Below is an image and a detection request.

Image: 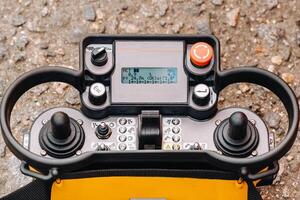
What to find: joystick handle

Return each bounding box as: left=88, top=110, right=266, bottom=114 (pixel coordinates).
left=50, top=112, right=71, bottom=140
left=227, top=112, right=248, bottom=140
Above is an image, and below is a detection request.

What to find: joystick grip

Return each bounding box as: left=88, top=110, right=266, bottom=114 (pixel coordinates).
left=214, top=111, right=259, bottom=157
left=227, top=112, right=248, bottom=140
left=50, top=112, right=71, bottom=140
left=39, top=111, right=85, bottom=158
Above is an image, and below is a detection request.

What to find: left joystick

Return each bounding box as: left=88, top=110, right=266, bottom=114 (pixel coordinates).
left=39, top=111, right=85, bottom=158
left=50, top=112, right=71, bottom=140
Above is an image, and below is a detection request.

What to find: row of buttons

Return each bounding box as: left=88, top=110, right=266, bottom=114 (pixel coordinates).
left=163, top=118, right=182, bottom=150
left=117, top=117, right=137, bottom=151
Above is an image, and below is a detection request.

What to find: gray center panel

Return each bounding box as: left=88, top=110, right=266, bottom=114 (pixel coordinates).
left=111, top=41, right=188, bottom=104
left=28, top=107, right=269, bottom=158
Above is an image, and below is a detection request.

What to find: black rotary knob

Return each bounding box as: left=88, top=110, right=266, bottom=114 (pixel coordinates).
left=91, top=47, right=108, bottom=66
left=227, top=112, right=248, bottom=140
left=95, top=122, right=111, bottom=139
left=88, top=82, right=107, bottom=105
left=192, top=84, right=210, bottom=106
left=50, top=112, right=71, bottom=140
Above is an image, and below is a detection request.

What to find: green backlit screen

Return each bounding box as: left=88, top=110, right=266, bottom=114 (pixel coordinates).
left=121, top=67, right=177, bottom=84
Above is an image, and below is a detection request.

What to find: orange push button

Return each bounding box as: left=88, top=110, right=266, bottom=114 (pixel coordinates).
left=190, top=42, right=213, bottom=67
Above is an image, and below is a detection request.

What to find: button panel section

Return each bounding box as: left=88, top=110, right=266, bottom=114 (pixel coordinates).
left=162, top=118, right=182, bottom=150
left=117, top=117, right=137, bottom=151
left=29, top=108, right=269, bottom=158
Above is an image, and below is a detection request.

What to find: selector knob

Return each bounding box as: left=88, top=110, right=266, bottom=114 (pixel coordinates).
left=91, top=47, right=108, bottom=66
left=89, top=83, right=107, bottom=105
left=95, top=122, right=112, bottom=139
left=192, top=84, right=210, bottom=106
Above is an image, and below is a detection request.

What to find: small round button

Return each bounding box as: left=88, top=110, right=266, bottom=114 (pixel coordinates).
left=118, top=118, right=127, bottom=125
left=118, top=135, right=127, bottom=142
left=89, top=83, right=107, bottom=105
left=172, top=118, right=180, bottom=125
left=190, top=42, right=213, bottom=67
left=91, top=47, right=108, bottom=66
left=118, top=143, right=127, bottom=151
left=118, top=126, right=127, bottom=134
left=172, top=135, right=181, bottom=143
left=193, top=84, right=210, bottom=106
left=172, top=127, right=180, bottom=134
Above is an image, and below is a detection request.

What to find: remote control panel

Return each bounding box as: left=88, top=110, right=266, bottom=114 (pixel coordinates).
left=1, top=35, right=298, bottom=178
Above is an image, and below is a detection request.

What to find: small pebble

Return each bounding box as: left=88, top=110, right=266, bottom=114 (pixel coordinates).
left=264, top=112, right=281, bottom=129
left=153, top=0, right=169, bottom=17
left=211, top=0, right=223, bottom=6
left=11, top=15, right=26, bottom=27
left=286, top=155, right=294, bottom=162
left=68, top=27, right=87, bottom=44
left=226, top=8, right=240, bottom=27
left=172, top=22, right=184, bottom=33
left=0, top=44, right=7, bottom=61
left=15, top=33, right=29, bottom=50
left=267, top=65, right=277, bottom=74
left=84, top=4, right=96, bottom=22
left=271, top=55, right=283, bottom=65
left=41, top=7, right=49, bottom=17
left=197, top=15, right=212, bottom=34
left=265, top=0, right=278, bottom=10
left=238, top=84, right=250, bottom=93
left=296, top=32, right=300, bottom=47
left=281, top=73, right=295, bottom=84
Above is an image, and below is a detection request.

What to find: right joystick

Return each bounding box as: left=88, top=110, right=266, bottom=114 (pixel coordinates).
left=214, top=111, right=259, bottom=157
left=227, top=112, right=248, bottom=140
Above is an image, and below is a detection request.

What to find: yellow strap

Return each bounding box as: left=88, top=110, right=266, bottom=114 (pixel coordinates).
left=52, top=176, right=248, bottom=200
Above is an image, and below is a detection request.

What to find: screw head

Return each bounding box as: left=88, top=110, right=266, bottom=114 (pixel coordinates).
left=76, top=150, right=82, bottom=156
left=77, top=119, right=83, bottom=125
left=42, top=119, right=48, bottom=125
left=40, top=150, right=47, bottom=156
left=215, top=120, right=221, bottom=126
left=251, top=150, right=258, bottom=157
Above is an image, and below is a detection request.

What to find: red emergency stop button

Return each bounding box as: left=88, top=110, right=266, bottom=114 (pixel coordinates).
left=190, top=42, right=213, bottom=67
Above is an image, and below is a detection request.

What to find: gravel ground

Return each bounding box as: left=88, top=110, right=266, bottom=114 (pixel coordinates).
left=0, top=0, right=299, bottom=199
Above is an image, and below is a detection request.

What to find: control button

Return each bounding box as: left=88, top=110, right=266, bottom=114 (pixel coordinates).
left=118, top=118, right=127, bottom=125
left=172, top=127, right=180, bottom=134
left=95, top=122, right=111, bottom=139
left=193, top=142, right=201, bottom=150
left=172, top=118, right=180, bottom=125
left=118, top=135, right=127, bottom=142
left=97, top=143, right=109, bottom=151
left=118, top=143, right=127, bottom=151
left=192, top=84, right=210, bottom=106
left=190, top=42, right=213, bottom=67
left=91, top=47, right=108, bottom=66
left=172, top=135, right=181, bottom=143
left=127, top=136, right=134, bottom=141
left=118, top=126, right=127, bottom=134
left=89, top=83, right=107, bottom=105
left=172, top=144, right=181, bottom=150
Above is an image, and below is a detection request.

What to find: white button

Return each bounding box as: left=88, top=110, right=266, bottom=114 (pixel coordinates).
left=119, top=135, right=127, bottom=142
left=172, top=127, right=180, bottom=134
left=118, top=126, right=127, bottom=134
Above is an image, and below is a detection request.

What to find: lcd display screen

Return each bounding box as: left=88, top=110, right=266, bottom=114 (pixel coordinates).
left=121, top=67, right=177, bottom=84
